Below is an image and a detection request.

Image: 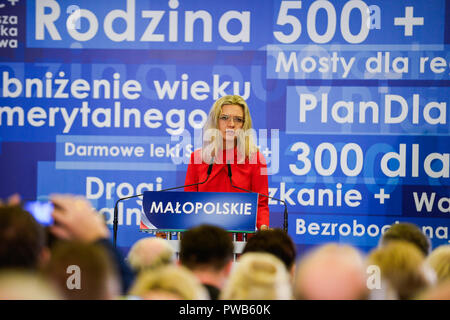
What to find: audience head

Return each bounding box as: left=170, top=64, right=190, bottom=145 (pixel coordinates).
left=243, top=228, right=296, bottom=275
left=367, top=240, right=434, bottom=300
left=294, top=243, right=368, bottom=300
left=0, top=205, right=46, bottom=270
left=416, top=280, right=450, bottom=300
left=3, top=191, right=443, bottom=301
left=43, top=240, right=121, bottom=300
left=0, top=270, right=61, bottom=300
left=220, top=252, right=292, bottom=300
left=127, top=237, right=175, bottom=273
left=128, top=265, right=209, bottom=300
left=425, top=244, right=450, bottom=284
left=180, top=224, right=233, bottom=272
left=380, top=222, right=430, bottom=256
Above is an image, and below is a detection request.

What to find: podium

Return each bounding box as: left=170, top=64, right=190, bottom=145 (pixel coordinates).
left=140, top=191, right=259, bottom=258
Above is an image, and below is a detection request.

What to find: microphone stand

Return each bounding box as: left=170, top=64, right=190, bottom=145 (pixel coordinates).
left=113, top=162, right=214, bottom=248
left=227, top=163, right=288, bottom=233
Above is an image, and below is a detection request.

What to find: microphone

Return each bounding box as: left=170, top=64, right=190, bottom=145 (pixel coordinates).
left=113, top=160, right=214, bottom=248
left=227, top=163, right=288, bottom=233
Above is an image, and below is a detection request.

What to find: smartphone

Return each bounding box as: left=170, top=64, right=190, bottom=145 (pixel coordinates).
left=24, top=200, right=54, bottom=226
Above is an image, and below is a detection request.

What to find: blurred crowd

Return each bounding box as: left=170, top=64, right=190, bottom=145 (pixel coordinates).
left=0, top=193, right=449, bottom=300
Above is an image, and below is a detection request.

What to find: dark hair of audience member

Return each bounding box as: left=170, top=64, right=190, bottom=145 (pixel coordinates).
left=243, top=228, right=296, bottom=270
left=179, top=224, right=233, bottom=271
left=381, top=222, right=430, bottom=256
left=0, top=205, right=45, bottom=270
left=43, top=240, right=121, bottom=300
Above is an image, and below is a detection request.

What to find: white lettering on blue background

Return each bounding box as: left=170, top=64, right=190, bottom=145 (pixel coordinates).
left=148, top=201, right=252, bottom=215
left=34, top=0, right=251, bottom=45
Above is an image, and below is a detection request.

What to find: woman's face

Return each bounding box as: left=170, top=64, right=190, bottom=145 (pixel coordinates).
left=218, top=104, right=244, bottom=147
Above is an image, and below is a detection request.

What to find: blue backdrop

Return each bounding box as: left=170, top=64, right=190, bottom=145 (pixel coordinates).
left=0, top=0, right=448, bottom=256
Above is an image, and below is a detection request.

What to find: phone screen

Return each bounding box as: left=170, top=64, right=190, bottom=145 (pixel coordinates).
left=24, top=201, right=54, bottom=226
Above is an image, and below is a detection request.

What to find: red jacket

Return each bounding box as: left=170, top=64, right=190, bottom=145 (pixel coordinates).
left=184, top=148, right=269, bottom=229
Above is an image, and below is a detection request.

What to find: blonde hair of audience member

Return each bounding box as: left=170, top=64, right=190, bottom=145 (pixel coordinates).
left=201, top=95, right=258, bottom=163
left=425, top=244, right=450, bottom=284
left=220, top=252, right=292, bottom=300
left=294, top=243, right=368, bottom=300
left=127, top=237, right=175, bottom=273
left=129, top=265, right=209, bottom=300
left=416, top=280, right=450, bottom=300
left=0, top=270, right=61, bottom=300
left=367, top=240, right=435, bottom=300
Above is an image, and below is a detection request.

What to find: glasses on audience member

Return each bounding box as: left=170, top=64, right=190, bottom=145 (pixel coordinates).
left=219, top=114, right=244, bottom=124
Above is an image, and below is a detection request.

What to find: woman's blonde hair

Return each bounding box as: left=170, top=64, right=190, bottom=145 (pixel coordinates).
left=426, top=244, right=450, bottom=284
left=128, top=265, right=209, bottom=300
left=367, top=240, right=434, bottom=299
left=202, top=95, right=258, bottom=163
left=220, top=252, right=292, bottom=300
